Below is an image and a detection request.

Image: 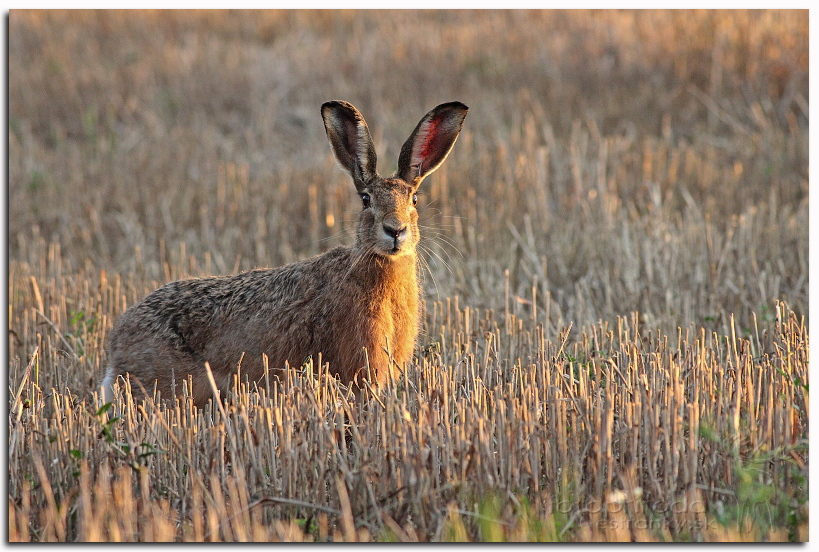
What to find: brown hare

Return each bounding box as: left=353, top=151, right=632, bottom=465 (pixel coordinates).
left=101, top=100, right=468, bottom=407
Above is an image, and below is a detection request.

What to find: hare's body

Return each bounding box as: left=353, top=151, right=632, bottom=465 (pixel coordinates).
left=105, top=246, right=417, bottom=405
left=102, top=100, right=467, bottom=406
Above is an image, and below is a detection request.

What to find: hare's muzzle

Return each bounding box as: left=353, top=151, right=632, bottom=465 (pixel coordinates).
left=383, top=222, right=406, bottom=239
left=379, top=215, right=412, bottom=255
left=382, top=222, right=408, bottom=251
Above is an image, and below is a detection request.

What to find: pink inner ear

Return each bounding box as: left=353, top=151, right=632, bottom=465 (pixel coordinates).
left=418, top=115, right=444, bottom=160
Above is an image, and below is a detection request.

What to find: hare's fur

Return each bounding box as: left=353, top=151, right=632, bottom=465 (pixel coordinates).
left=101, top=100, right=467, bottom=406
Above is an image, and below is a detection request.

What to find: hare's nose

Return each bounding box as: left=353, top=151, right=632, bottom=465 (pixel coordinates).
left=383, top=223, right=407, bottom=240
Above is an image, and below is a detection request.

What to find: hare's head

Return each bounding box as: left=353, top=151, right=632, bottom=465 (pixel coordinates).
left=322, top=101, right=468, bottom=258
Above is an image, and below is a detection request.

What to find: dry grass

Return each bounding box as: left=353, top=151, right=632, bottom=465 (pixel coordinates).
left=8, top=9, right=808, bottom=541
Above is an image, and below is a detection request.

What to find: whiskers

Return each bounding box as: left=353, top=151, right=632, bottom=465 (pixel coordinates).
left=416, top=233, right=464, bottom=304
left=414, top=196, right=468, bottom=303
left=419, top=227, right=463, bottom=260
left=416, top=243, right=443, bottom=301
left=311, top=217, right=359, bottom=247
left=342, top=242, right=377, bottom=286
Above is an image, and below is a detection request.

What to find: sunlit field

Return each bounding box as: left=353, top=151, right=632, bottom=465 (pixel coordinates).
left=8, top=10, right=808, bottom=541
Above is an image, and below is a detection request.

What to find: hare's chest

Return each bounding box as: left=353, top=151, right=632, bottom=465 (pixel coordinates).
left=383, top=285, right=420, bottom=363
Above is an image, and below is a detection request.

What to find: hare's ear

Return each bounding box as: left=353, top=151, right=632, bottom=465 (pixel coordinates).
left=397, top=101, right=468, bottom=188
left=322, top=101, right=377, bottom=190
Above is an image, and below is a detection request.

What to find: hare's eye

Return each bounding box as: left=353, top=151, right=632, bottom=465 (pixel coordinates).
left=412, top=193, right=418, bottom=206
left=361, top=193, right=371, bottom=208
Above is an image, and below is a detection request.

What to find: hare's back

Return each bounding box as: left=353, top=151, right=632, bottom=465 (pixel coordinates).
left=109, top=248, right=353, bottom=356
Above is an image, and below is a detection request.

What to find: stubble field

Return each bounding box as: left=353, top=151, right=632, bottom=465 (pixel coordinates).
left=7, top=9, right=809, bottom=541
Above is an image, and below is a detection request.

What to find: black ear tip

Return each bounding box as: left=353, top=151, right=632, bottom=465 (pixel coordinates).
left=321, top=100, right=364, bottom=121
left=438, top=101, right=468, bottom=113
left=321, top=100, right=342, bottom=115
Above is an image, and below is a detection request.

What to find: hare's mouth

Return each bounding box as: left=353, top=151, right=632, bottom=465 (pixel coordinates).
left=374, top=238, right=413, bottom=258
left=374, top=224, right=413, bottom=257
left=377, top=244, right=407, bottom=257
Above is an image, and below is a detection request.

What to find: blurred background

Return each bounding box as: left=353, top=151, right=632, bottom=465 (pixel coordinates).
left=9, top=9, right=808, bottom=339
left=7, top=12, right=810, bottom=541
